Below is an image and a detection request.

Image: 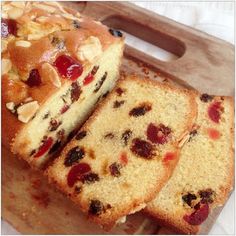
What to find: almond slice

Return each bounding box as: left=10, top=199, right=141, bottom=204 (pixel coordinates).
left=36, top=16, right=49, bottom=23
left=8, top=7, right=24, bottom=19
left=1, top=40, right=8, bottom=53
left=10, top=2, right=25, bottom=9
left=17, top=101, right=39, bottom=123
left=41, top=63, right=61, bottom=88
left=2, top=59, right=12, bottom=75
left=34, top=3, right=56, bottom=13
left=15, top=40, right=31, bottom=48
left=6, top=102, right=15, bottom=111
left=62, top=13, right=77, bottom=21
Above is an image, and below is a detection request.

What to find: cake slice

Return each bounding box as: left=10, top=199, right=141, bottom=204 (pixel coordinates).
left=145, top=94, right=234, bottom=234
left=46, top=75, right=197, bottom=228
left=1, top=1, right=124, bottom=168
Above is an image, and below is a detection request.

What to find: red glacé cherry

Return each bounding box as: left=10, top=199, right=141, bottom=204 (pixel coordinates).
left=83, top=74, right=95, bottom=86
left=54, top=55, right=83, bottom=81
left=67, top=163, right=91, bottom=187
left=208, top=101, right=222, bottom=123
left=1, top=18, right=17, bottom=38
left=34, top=137, right=53, bottom=158
left=183, top=204, right=209, bottom=225
left=147, top=123, right=172, bottom=145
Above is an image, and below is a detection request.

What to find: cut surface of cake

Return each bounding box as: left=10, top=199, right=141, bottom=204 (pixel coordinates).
left=145, top=94, right=234, bottom=234
left=1, top=1, right=124, bottom=168
left=46, top=75, right=197, bottom=228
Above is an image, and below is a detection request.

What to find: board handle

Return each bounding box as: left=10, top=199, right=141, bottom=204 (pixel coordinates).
left=80, top=2, right=234, bottom=95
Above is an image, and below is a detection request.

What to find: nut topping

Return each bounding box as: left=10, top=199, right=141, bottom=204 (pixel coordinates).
left=15, top=40, right=31, bottom=48
left=1, top=40, right=8, bottom=53
left=6, top=102, right=15, bottom=112
left=77, top=36, right=102, bottom=62
left=1, top=59, right=12, bottom=75
left=33, top=3, right=56, bottom=13
left=17, top=101, right=39, bottom=123
left=8, top=7, right=24, bottom=20
left=41, top=63, right=61, bottom=88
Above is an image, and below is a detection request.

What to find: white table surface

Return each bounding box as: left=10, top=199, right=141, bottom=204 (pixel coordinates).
left=2, top=1, right=235, bottom=235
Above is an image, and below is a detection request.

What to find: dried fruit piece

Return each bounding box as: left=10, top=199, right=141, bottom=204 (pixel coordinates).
left=120, top=152, right=128, bottom=166
left=200, top=94, right=214, bottom=103
left=51, top=37, right=64, bottom=49
left=104, top=132, right=114, bottom=139
left=207, top=128, right=220, bottom=140
left=49, top=119, right=61, bottom=131
left=67, top=163, right=91, bottom=187
left=188, top=129, right=198, bottom=142
left=121, top=129, right=132, bottom=146
left=1, top=18, right=17, bottom=38
left=60, top=104, right=70, bottom=114
left=76, top=130, right=87, bottom=140
left=130, top=138, right=155, bottom=159
left=129, top=103, right=152, bottom=117
left=89, top=199, right=104, bottom=215
left=182, top=193, right=197, bottom=207
left=54, top=55, right=83, bottom=81
left=83, top=74, right=95, bottom=86
left=199, top=189, right=214, bottom=204
left=113, top=100, right=125, bottom=108
left=183, top=204, right=209, bottom=225
left=82, top=173, right=100, bottom=184
left=34, top=137, right=53, bottom=158
left=163, top=152, right=176, bottom=163
left=73, top=20, right=80, bottom=29
left=208, top=101, right=223, bottom=123
left=64, top=146, right=85, bottom=167
left=74, top=186, right=82, bottom=194
left=109, top=28, right=123, bottom=37
left=109, top=162, right=121, bottom=177
left=49, top=140, right=61, bottom=154
left=26, top=69, right=42, bottom=87
left=93, top=72, right=107, bottom=93
left=116, top=87, right=124, bottom=96
left=147, top=123, right=172, bottom=145
left=71, top=82, right=81, bottom=103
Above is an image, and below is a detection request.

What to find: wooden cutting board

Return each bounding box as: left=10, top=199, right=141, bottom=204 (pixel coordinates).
left=2, top=2, right=234, bottom=235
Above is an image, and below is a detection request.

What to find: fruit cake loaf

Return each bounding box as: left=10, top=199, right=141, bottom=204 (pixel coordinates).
left=145, top=94, right=234, bottom=234
left=46, top=75, right=197, bottom=228
left=1, top=1, right=124, bottom=168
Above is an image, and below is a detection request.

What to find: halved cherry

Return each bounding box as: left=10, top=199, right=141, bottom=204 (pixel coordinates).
left=67, top=163, right=91, bottom=187
left=208, top=101, right=222, bottom=123
left=54, top=55, right=83, bottom=81
left=34, top=137, right=53, bottom=158
left=207, top=128, right=221, bottom=140
left=1, top=18, right=17, bottom=38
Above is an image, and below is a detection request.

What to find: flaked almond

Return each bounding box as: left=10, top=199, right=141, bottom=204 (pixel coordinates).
left=45, top=2, right=68, bottom=14
left=178, top=134, right=190, bottom=148
left=10, top=2, right=25, bottom=9
left=17, top=101, right=39, bottom=123
left=41, top=63, right=61, bottom=88
left=34, top=3, right=56, bottom=13
left=77, top=36, right=102, bottom=62
left=2, top=59, right=12, bottom=75
left=36, top=16, right=49, bottom=23
left=62, top=13, right=77, bottom=21
left=8, top=7, right=24, bottom=19
left=15, top=40, right=31, bottom=48
left=1, top=40, right=8, bottom=53
left=6, top=102, right=15, bottom=111
left=27, top=33, right=45, bottom=41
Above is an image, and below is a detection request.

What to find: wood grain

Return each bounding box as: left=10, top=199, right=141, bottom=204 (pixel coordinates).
left=2, top=2, right=234, bottom=235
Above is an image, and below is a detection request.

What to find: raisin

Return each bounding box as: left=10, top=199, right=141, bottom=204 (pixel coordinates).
left=182, top=193, right=197, bottom=207
left=208, top=101, right=223, bottom=123
left=82, top=173, right=99, bottom=184
left=183, top=204, right=209, bottom=225
left=121, top=129, right=132, bottom=146
left=104, top=132, right=114, bottom=139
left=49, top=119, right=61, bottom=131
left=26, top=69, right=41, bottom=87
left=57, top=129, right=65, bottom=140
left=51, top=37, right=64, bottom=49
left=116, top=87, right=124, bottom=96
left=199, top=189, right=214, bottom=204
left=89, top=200, right=104, bottom=215
left=67, top=129, right=77, bottom=141
left=102, top=90, right=109, bottom=98
left=71, top=82, right=81, bottom=103
left=109, top=162, right=121, bottom=177
left=67, top=163, right=91, bottom=187
left=129, top=103, right=152, bottom=117
left=108, top=28, right=123, bottom=37
left=130, top=138, right=155, bottom=159
left=74, top=186, right=82, bottom=194
left=75, top=130, right=87, bottom=140
left=147, top=123, right=172, bottom=145
left=1, top=18, right=17, bottom=38
left=54, top=55, right=83, bottom=81
left=43, top=112, right=50, bottom=119
left=49, top=140, right=61, bottom=154
left=60, top=104, right=70, bottom=114
left=64, top=146, right=85, bottom=167
left=30, top=149, right=36, bottom=156
left=200, top=94, right=214, bottom=103
left=73, top=20, right=80, bottom=29
left=93, top=72, right=107, bottom=93
left=113, top=100, right=125, bottom=108
left=188, top=129, right=198, bottom=142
